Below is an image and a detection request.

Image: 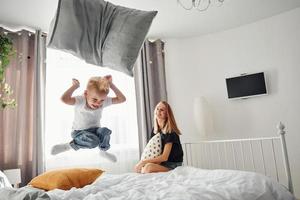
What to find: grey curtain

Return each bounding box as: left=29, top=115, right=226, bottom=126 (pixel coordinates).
left=32, top=30, right=47, bottom=176
left=134, top=39, right=167, bottom=155
left=0, top=27, right=46, bottom=186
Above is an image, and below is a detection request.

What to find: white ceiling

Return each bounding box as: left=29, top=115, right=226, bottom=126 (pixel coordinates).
left=0, top=0, right=300, bottom=38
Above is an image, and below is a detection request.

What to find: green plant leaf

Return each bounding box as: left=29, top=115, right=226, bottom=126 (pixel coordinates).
left=0, top=33, right=17, bottom=109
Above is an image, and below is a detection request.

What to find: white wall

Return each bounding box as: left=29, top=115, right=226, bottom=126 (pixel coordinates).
left=165, top=8, right=300, bottom=197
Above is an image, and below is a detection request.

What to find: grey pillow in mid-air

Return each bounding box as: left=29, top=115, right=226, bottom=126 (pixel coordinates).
left=47, top=0, right=157, bottom=76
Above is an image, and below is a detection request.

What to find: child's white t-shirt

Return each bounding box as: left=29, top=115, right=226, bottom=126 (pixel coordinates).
left=72, top=95, right=112, bottom=130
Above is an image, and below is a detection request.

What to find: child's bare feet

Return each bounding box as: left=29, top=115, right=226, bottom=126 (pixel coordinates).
left=99, top=151, right=117, bottom=162
left=51, top=143, right=72, bottom=155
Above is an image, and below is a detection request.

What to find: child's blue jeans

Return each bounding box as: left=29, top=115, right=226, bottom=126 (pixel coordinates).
left=69, top=127, right=111, bottom=151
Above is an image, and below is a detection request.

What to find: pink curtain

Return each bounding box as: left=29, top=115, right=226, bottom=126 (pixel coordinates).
left=0, top=27, right=46, bottom=185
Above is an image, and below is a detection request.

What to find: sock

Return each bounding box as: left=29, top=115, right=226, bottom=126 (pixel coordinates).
left=99, top=150, right=117, bottom=163
left=51, top=143, right=72, bottom=155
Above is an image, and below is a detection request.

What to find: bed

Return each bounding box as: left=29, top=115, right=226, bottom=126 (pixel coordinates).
left=47, top=166, right=294, bottom=200
left=0, top=122, right=296, bottom=200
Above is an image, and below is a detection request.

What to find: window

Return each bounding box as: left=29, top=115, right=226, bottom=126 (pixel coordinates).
left=45, top=49, right=139, bottom=173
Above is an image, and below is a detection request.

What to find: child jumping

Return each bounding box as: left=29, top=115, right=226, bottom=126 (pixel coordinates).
left=51, top=75, right=126, bottom=162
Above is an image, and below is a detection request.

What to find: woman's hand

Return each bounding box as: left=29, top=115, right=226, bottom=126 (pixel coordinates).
left=72, top=78, right=80, bottom=89
left=134, top=161, right=145, bottom=173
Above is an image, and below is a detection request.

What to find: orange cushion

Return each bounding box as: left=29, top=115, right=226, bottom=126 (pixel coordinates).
left=28, top=168, right=104, bottom=191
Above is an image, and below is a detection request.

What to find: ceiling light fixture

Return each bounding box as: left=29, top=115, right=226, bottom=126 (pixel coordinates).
left=177, top=0, right=225, bottom=11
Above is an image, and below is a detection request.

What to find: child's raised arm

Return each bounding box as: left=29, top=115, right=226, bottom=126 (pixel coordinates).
left=61, top=78, right=80, bottom=105
left=105, top=75, right=126, bottom=104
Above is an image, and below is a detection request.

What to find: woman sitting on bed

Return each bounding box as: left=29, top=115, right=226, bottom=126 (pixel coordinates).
left=134, top=101, right=183, bottom=173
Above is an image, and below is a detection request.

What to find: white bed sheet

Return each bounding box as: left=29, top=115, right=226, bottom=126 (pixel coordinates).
left=0, top=170, right=12, bottom=188
left=47, top=166, right=295, bottom=200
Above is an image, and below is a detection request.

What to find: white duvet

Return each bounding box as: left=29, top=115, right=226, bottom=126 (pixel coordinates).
left=47, top=166, right=295, bottom=200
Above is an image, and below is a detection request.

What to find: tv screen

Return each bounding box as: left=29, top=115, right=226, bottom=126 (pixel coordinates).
left=226, top=72, right=267, bottom=99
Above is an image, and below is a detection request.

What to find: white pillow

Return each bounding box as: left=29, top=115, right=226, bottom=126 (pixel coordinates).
left=0, top=170, right=12, bottom=188
left=141, top=133, right=162, bottom=160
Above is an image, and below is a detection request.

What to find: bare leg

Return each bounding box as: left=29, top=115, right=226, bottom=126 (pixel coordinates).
left=141, top=163, right=170, bottom=174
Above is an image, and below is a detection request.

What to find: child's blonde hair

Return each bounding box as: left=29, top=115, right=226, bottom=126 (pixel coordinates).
left=86, top=76, right=110, bottom=95
left=153, top=101, right=181, bottom=135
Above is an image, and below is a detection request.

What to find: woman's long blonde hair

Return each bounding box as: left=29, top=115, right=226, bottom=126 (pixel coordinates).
left=153, top=101, right=181, bottom=135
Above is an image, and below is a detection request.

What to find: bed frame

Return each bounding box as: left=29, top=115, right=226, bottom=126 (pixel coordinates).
left=182, top=122, right=294, bottom=194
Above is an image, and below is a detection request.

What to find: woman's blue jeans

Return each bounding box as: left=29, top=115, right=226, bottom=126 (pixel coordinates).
left=69, top=127, right=111, bottom=151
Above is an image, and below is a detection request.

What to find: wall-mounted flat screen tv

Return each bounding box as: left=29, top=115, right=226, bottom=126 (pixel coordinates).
left=226, top=72, right=267, bottom=99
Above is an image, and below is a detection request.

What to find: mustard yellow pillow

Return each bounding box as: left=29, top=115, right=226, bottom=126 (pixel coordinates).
left=28, top=168, right=104, bottom=191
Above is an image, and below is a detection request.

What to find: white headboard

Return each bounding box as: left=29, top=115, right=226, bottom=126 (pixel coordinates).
left=182, top=122, right=294, bottom=194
